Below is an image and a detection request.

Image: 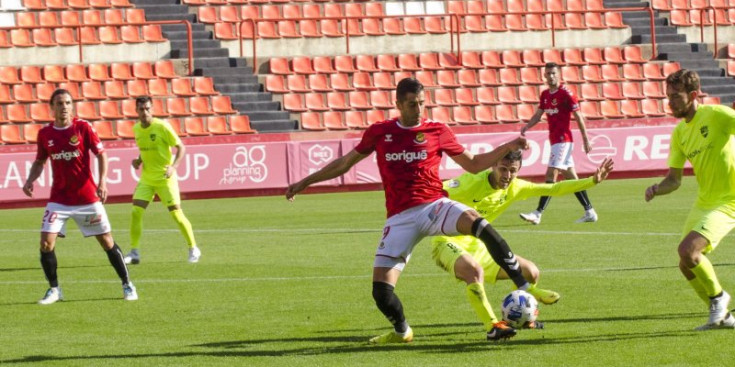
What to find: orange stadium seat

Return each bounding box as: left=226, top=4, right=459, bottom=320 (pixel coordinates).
left=206, top=116, right=231, bottom=135
left=623, top=46, right=646, bottom=63
left=397, top=54, right=421, bottom=71
left=499, top=68, right=521, bottom=85
left=133, top=62, right=155, bottom=79
left=0, top=85, right=12, bottom=104
left=436, top=70, right=459, bottom=88
left=353, top=72, right=376, bottom=91
left=142, top=25, right=166, bottom=43
left=600, top=100, right=624, bottom=119
left=20, top=66, right=43, bottom=84
left=30, top=103, right=54, bottom=122
left=7, top=104, right=32, bottom=123
left=662, top=62, right=680, bottom=76
left=582, top=65, right=604, bottom=82
left=485, top=15, right=507, bottom=31
left=419, top=53, right=441, bottom=71
left=334, top=55, right=356, bottom=73
left=292, top=57, right=316, bottom=75
left=376, top=54, right=400, bottom=72
left=601, top=64, right=624, bottom=82
left=605, top=12, right=627, bottom=28
left=0, top=67, right=21, bottom=85
left=475, top=105, right=497, bottom=124
left=602, top=82, right=624, bottom=100
left=58, top=82, right=81, bottom=99
left=453, top=106, right=478, bottom=125
left=434, top=89, right=456, bottom=106
left=10, top=29, right=34, bottom=47
left=82, top=10, right=102, bottom=25
left=325, top=111, right=350, bottom=130
left=1, top=125, right=26, bottom=144
left=99, top=100, right=124, bottom=119
left=429, top=106, right=451, bottom=124
left=622, top=81, right=645, bottom=99
left=542, top=49, right=564, bottom=65
left=67, top=0, right=91, bottom=12
left=345, top=110, right=367, bottom=129
left=0, top=31, right=11, bottom=48
left=579, top=101, right=603, bottom=119
left=348, top=91, right=371, bottom=110
left=373, top=73, right=394, bottom=90
left=495, top=105, right=520, bottom=123
left=621, top=100, right=645, bottom=118
left=229, top=115, right=255, bottom=134
left=497, top=86, right=521, bottom=104
left=121, top=99, right=138, bottom=117
left=564, top=13, right=586, bottom=29
left=24, top=123, right=43, bottom=143
left=88, top=63, right=112, bottom=81
left=478, top=69, right=500, bottom=86
left=193, top=77, right=218, bottom=96
left=189, top=96, right=214, bottom=115
left=110, top=63, right=134, bottom=81
left=75, top=101, right=101, bottom=120
left=32, top=28, right=57, bottom=46
left=184, top=117, right=209, bottom=136
left=310, top=57, right=333, bottom=74
left=265, top=74, right=287, bottom=94
left=147, top=78, right=170, bottom=97
left=604, top=47, right=626, bottom=64
left=622, top=64, right=646, bottom=81
left=212, top=96, right=236, bottom=114
left=643, top=81, right=666, bottom=99
left=121, top=25, right=144, bottom=43
left=458, top=69, right=481, bottom=87
left=300, top=112, right=325, bottom=131
left=155, top=61, right=177, bottom=79
left=563, top=49, right=586, bottom=66
left=82, top=81, right=106, bottom=100
left=581, top=83, right=604, bottom=101
left=42, top=65, right=67, bottom=83
left=167, top=97, right=191, bottom=117
left=641, top=98, right=666, bottom=117
left=455, top=88, right=478, bottom=106
left=52, top=28, right=76, bottom=46
left=518, top=85, right=539, bottom=103
left=520, top=67, right=543, bottom=85
left=126, top=79, right=148, bottom=98
left=172, top=78, right=197, bottom=96
left=355, top=55, right=379, bottom=73
left=517, top=103, right=537, bottom=122
left=304, top=93, right=328, bottom=111
left=116, top=120, right=136, bottom=138
left=585, top=13, right=606, bottom=29
left=23, top=0, right=47, bottom=10
left=308, top=74, right=331, bottom=92
left=370, top=90, right=393, bottom=109
left=269, top=58, right=291, bottom=75
left=329, top=73, right=353, bottom=92
left=326, top=92, right=349, bottom=111
left=583, top=48, right=605, bottom=65
left=414, top=71, right=435, bottom=88
left=104, top=80, right=127, bottom=99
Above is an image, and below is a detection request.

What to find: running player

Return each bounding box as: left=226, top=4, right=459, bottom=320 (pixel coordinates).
left=23, top=89, right=137, bottom=304
left=123, top=96, right=201, bottom=264
left=286, top=78, right=558, bottom=343
left=645, top=69, right=735, bottom=330
left=519, top=62, right=597, bottom=225
left=432, top=150, right=614, bottom=333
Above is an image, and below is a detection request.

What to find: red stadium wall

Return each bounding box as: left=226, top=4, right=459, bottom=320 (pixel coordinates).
left=0, top=118, right=683, bottom=209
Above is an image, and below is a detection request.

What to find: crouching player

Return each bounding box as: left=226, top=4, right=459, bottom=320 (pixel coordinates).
left=431, top=150, right=614, bottom=335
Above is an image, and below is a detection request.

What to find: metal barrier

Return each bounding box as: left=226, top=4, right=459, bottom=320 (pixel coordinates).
left=0, top=20, right=194, bottom=75
left=697, top=6, right=733, bottom=59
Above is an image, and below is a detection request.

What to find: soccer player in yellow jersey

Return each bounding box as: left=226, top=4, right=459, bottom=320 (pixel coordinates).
left=123, top=96, right=201, bottom=264
left=645, top=69, right=735, bottom=330
left=432, top=150, right=613, bottom=335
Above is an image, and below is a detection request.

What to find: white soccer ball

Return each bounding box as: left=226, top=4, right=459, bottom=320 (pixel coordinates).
left=501, top=290, right=539, bottom=328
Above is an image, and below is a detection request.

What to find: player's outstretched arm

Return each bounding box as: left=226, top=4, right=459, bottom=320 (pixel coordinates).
left=450, top=136, right=529, bottom=174
left=22, top=160, right=46, bottom=198
left=520, top=109, right=544, bottom=135
left=573, top=111, right=592, bottom=154
left=286, top=150, right=367, bottom=201
left=645, top=167, right=682, bottom=202
left=592, top=158, right=614, bottom=184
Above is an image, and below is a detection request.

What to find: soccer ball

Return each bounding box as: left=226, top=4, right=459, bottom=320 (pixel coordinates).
left=501, top=290, right=539, bottom=328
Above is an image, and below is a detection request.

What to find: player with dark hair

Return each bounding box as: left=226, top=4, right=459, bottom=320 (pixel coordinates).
left=123, top=96, right=201, bottom=265
left=645, top=69, right=735, bottom=330
left=432, top=150, right=614, bottom=332
left=23, top=88, right=137, bottom=304
left=519, top=62, right=597, bottom=225
left=287, top=78, right=558, bottom=343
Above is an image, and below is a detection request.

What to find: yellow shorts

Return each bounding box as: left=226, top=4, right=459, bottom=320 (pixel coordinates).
left=431, top=235, right=501, bottom=284
left=682, top=205, right=735, bottom=254
left=132, top=179, right=181, bottom=207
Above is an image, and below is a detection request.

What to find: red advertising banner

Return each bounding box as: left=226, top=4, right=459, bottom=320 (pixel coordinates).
left=0, top=125, right=679, bottom=204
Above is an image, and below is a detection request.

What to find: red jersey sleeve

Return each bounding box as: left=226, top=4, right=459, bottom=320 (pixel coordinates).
left=35, top=129, right=48, bottom=162
left=354, top=123, right=379, bottom=155
left=79, top=118, right=105, bottom=155
left=564, top=87, right=580, bottom=112
left=438, top=124, right=465, bottom=156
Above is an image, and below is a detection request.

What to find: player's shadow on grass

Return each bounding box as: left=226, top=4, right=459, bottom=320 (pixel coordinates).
left=0, top=297, right=123, bottom=307
left=0, top=267, right=39, bottom=272
left=545, top=311, right=702, bottom=324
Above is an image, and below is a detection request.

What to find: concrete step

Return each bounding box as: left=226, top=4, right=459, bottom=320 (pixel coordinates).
left=245, top=110, right=292, bottom=122
left=250, top=119, right=299, bottom=132
left=170, top=39, right=221, bottom=50
left=630, top=26, right=679, bottom=35
left=137, top=5, right=189, bottom=16
left=657, top=51, right=715, bottom=60
left=700, top=76, right=732, bottom=85
left=211, top=74, right=259, bottom=84
left=172, top=47, right=230, bottom=58
left=656, top=43, right=708, bottom=54
left=682, top=67, right=725, bottom=77
left=193, top=57, right=231, bottom=68
left=624, top=17, right=667, bottom=27
left=701, top=84, right=735, bottom=95
left=633, top=33, right=687, bottom=43
left=162, top=30, right=212, bottom=41
left=212, top=81, right=261, bottom=92
left=223, top=92, right=273, bottom=102
left=232, top=101, right=281, bottom=111
left=161, top=23, right=206, bottom=33
left=670, top=58, right=720, bottom=68
left=196, top=67, right=258, bottom=80
left=145, top=13, right=196, bottom=22
left=603, top=1, right=649, bottom=8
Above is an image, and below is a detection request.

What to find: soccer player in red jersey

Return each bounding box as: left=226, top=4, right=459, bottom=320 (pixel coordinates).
left=286, top=78, right=558, bottom=343
left=519, top=62, right=597, bottom=225
left=22, top=89, right=138, bottom=305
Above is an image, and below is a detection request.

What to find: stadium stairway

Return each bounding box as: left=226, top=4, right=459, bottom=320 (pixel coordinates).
left=605, top=0, right=735, bottom=104
left=131, top=0, right=296, bottom=132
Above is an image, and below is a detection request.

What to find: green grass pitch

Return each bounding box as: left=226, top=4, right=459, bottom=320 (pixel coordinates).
left=1, top=176, right=734, bottom=366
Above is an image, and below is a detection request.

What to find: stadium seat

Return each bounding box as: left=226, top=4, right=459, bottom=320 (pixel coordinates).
left=99, top=26, right=123, bottom=44
left=701, top=96, right=721, bottom=105
left=81, top=81, right=106, bottom=100
left=183, top=117, right=208, bottom=136
left=518, top=85, right=539, bottom=103
left=564, top=13, right=586, bottom=30
left=585, top=13, right=605, bottom=29
left=563, top=49, right=586, bottom=66
left=308, top=74, right=331, bottom=93
left=230, top=115, right=256, bottom=134
left=520, top=67, right=543, bottom=85
left=1, top=125, right=25, bottom=144
left=205, top=116, right=231, bottom=135
left=132, top=62, right=155, bottom=79
left=376, top=54, right=400, bottom=72
left=58, top=82, right=81, bottom=99
left=605, top=12, right=627, bottom=28
left=501, top=50, right=524, bottom=68
left=370, top=90, right=393, bottom=109
left=142, top=25, right=166, bottom=43
left=75, top=101, right=101, bottom=120
left=166, top=98, right=191, bottom=117
left=121, top=25, right=144, bottom=43
left=147, top=79, right=170, bottom=97
left=189, top=96, right=214, bottom=115
left=104, top=80, right=127, bottom=99
left=0, top=85, right=12, bottom=103
left=459, top=51, right=483, bottom=69
left=457, top=69, right=481, bottom=87
left=323, top=111, right=349, bottom=130
left=32, top=28, right=56, bottom=46
left=602, top=82, right=624, bottom=100
left=13, top=84, right=36, bottom=102
left=434, top=89, right=456, bottom=106
left=30, top=103, right=53, bottom=122
left=310, top=57, right=334, bottom=74
left=622, top=64, right=646, bottom=81
left=292, top=57, right=315, bottom=75
left=601, top=64, right=625, bottom=82
left=579, top=101, right=603, bottom=119
left=583, top=48, right=605, bottom=65
left=366, top=110, right=386, bottom=126
left=581, top=83, right=604, bottom=101
left=212, top=96, right=236, bottom=114
left=397, top=54, right=421, bottom=71
left=121, top=99, right=138, bottom=117
left=286, top=74, right=310, bottom=93
left=110, top=63, right=134, bottom=81
left=436, top=70, right=459, bottom=88
left=475, top=105, right=497, bottom=124
left=543, top=49, right=564, bottom=66
left=455, top=88, right=478, bottom=106
left=582, top=65, right=604, bottom=82
left=484, top=15, right=507, bottom=32
left=170, top=78, right=195, bottom=97
left=495, top=105, right=520, bottom=123
left=600, top=100, right=624, bottom=119
left=499, top=68, right=521, bottom=86
left=620, top=100, right=645, bottom=118
left=154, top=61, right=177, bottom=79
left=477, top=87, right=499, bottom=105
left=662, top=62, right=681, bottom=76
left=193, top=77, right=218, bottom=96
left=99, top=100, right=124, bottom=119
left=7, top=104, right=32, bottom=123
left=641, top=98, right=666, bottom=117
left=517, top=104, right=537, bottom=122
left=355, top=55, right=378, bottom=73
left=453, top=106, right=478, bottom=125
left=642, top=63, right=665, bottom=80
left=497, top=86, right=521, bottom=104
left=522, top=50, right=544, bottom=67
left=353, top=72, right=376, bottom=91
left=373, top=72, right=395, bottom=90
left=325, top=92, right=348, bottom=111
left=623, top=46, right=646, bottom=63
left=669, top=10, right=692, bottom=26
left=329, top=73, right=354, bottom=92
left=300, top=112, right=326, bottom=131
left=23, top=123, right=43, bottom=143
left=88, top=63, right=112, bottom=82
left=415, top=71, right=436, bottom=88
left=348, top=91, right=371, bottom=110
left=622, top=81, right=645, bottom=100
left=10, top=29, right=34, bottom=47
left=604, top=47, right=626, bottom=64
left=345, top=110, right=367, bottom=129
left=334, top=55, right=356, bottom=73
left=430, top=106, right=452, bottom=124
left=642, top=81, right=666, bottom=99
